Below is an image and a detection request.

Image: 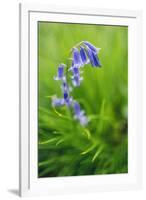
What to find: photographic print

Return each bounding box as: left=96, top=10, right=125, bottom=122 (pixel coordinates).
left=38, top=22, right=128, bottom=178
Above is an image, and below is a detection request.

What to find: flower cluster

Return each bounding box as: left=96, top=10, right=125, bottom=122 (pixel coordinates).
left=52, top=41, right=101, bottom=126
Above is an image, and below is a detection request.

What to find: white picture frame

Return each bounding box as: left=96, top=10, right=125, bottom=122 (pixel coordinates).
left=19, top=3, right=142, bottom=197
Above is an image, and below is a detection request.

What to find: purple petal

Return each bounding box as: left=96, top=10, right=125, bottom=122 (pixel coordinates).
left=80, top=46, right=87, bottom=64
left=65, top=97, right=73, bottom=107
left=86, top=47, right=95, bottom=66
left=74, top=102, right=81, bottom=115
left=72, top=75, right=83, bottom=87
left=73, top=102, right=88, bottom=126
left=54, top=64, right=66, bottom=80
left=58, top=66, right=64, bottom=78
left=72, top=48, right=82, bottom=67
left=52, top=98, right=65, bottom=107
left=73, top=67, right=79, bottom=75
left=92, top=53, right=101, bottom=67
left=79, top=115, right=88, bottom=126
left=64, top=92, right=68, bottom=100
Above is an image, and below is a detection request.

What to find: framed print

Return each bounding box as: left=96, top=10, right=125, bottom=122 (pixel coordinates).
left=19, top=3, right=142, bottom=197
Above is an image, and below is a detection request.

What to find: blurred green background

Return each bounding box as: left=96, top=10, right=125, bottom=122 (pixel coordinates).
left=38, top=22, right=128, bottom=177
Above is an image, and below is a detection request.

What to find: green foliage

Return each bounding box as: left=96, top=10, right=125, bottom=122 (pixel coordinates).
left=38, top=22, right=128, bottom=177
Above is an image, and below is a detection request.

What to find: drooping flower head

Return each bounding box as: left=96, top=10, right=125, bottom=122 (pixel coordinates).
left=83, top=41, right=101, bottom=54
left=83, top=41, right=101, bottom=67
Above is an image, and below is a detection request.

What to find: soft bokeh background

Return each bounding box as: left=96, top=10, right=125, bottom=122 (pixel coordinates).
left=38, top=22, right=128, bottom=177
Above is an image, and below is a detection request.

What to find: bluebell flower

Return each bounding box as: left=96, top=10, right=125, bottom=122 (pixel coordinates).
left=79, top=114, right=88, bottom=126
left=86, top=47, right=101, bottom=67
left=69, top=63, right=83, bottom=87
left=54, top=63, right=66, bottom=80
left=63, top=90, right=73, bottom=106
left=52, top=41, right=101, bottom=126
left=73, top=102, right=88, bottom=126
left=80, top=46, right=88, bottom=64
left=52, top=98, right=65, bottom=107
left=72, top=48, right=82, bottom=67
left=72, top=67, right=79, bottom=75
left=69, top=60, right=84, bottom=87
left=69, top=65, right=79, bottom=74
left=65, top=96, right=73, bottom=106
left=72, top=75, right=83, bottom=87
left=60, top=81, right=72, bottom=106
left=64, top=91, right=68, bottom=100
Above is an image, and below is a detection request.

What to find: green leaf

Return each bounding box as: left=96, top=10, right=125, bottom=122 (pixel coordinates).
left=92, top=146, right=103, bottom=162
